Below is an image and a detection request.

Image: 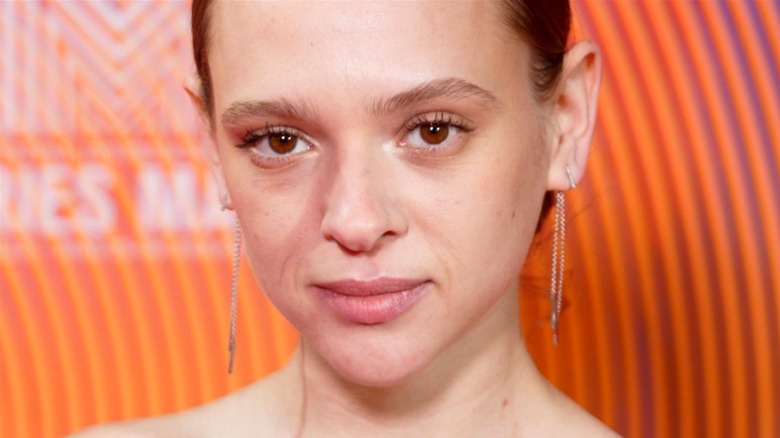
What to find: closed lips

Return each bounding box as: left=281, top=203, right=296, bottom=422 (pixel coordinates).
left=314, top=278, right=430, bottom=325
left=314, top=278, right=429, bottom=296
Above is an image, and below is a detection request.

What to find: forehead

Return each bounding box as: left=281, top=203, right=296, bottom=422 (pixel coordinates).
left=207, top=1, right=530, bottom=115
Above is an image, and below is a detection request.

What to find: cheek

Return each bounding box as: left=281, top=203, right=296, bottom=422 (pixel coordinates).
left=411, top=132, right=548, bottom=291
left=228, top=169, right=319, bottom=299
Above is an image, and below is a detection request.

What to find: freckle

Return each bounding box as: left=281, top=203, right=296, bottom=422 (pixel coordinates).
left=502, top=398, right=509, bottom=408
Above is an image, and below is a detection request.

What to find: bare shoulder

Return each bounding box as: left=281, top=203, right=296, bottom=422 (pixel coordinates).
left=67, top=408, right=213, bottom=438
left=547, top=385, right=622, bottom=437
left=69, top=367, right=299, bottom=438
left=555, top=408, right=621, bottom=437
left=67, top=419, right=191, bottom=438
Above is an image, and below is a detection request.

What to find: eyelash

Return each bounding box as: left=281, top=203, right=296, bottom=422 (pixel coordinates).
left=231, top=112, right=474, bottom=166
left=402, top=112, right=474, bottom=136
left=234, top=123, right=304, bottom=150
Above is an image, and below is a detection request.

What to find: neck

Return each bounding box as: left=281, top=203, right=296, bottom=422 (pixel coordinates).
left=287, top=291, right=551, bottom=437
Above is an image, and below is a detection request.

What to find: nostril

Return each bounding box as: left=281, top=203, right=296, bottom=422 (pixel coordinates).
left=321, top=211, right=392, bottom=253
left=320, top=190, right=408, bottom=254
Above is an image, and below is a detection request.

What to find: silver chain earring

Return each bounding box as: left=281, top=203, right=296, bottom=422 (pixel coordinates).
left=551, top=165, right=576, bottom=345
left=228, top=217, right=241, bottom=373
left=221, top=192, right=241, bottom=373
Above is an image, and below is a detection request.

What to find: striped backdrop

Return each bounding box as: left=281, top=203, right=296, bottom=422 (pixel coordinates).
left=1, top=1, right=778, bottom=437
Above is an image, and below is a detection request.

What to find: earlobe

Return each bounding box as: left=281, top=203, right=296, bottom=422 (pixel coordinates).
left=546, top=40, right=602, bottom=191
left=220, top=191, right=234, bottom=211
left=183, top=75, right=230, bottom=207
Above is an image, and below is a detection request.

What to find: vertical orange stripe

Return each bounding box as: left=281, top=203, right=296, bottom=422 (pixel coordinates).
left=700, top=5, right=766, bottom=436
left=726, top=4, right=780, bottom=437
left=1, top=264, right=34, bottom=438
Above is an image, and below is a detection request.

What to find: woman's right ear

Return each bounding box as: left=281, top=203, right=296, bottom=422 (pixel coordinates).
left=183, top=75, right=230, bottom=208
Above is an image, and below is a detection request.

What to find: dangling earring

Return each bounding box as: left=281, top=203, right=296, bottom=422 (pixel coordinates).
left=551, top=165, right=576, bottom=345
left=221, top=192, right=241, bottom=373
left=228, top=217, right=241, bottom=373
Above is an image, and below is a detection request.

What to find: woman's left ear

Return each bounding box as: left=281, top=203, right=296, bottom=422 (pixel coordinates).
left=547, top=40, right=602, bottom=190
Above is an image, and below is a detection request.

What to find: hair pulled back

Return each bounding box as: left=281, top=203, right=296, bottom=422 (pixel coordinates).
left=191, top=0, right=571, bottom=117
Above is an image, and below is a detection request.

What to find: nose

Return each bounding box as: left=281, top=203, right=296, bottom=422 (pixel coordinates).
left=320, top=146, right=407, bottom=254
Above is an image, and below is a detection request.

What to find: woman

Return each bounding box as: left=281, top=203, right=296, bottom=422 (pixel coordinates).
left=79, top=0, right=610, bottom=435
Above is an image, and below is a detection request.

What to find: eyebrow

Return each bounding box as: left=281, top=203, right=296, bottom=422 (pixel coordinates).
left=220, top=77, right=500, bottom=127
left=221, top=98, right=318, bottom=127
left=371, top=77, right=500, bottom=115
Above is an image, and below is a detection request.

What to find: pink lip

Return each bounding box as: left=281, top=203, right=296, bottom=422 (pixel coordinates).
left=314, top=278, right=429, bottom=325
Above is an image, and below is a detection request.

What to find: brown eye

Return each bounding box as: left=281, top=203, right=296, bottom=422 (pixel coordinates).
left=400, top=113, right=472, bottom=151
left=268, top=132, right=298, bottom=154
left=419, top=123, right=449, bottom=145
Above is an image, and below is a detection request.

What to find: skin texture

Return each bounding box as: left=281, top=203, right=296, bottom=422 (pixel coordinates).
left=214, top=0, right=546, bottom=391
left=72, top=1, right=609, bottom=436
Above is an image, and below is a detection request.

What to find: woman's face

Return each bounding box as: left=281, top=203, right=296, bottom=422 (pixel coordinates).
left=207, top=1, right=553, bottom=386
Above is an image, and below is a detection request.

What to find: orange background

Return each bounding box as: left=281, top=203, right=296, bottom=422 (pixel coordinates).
left=1, top=1, right=778, bottom=437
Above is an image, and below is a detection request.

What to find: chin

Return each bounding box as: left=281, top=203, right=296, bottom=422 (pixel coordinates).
left=334, top=354, right=428, bottom=388
left=313, top=332, right=435, bottom=389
